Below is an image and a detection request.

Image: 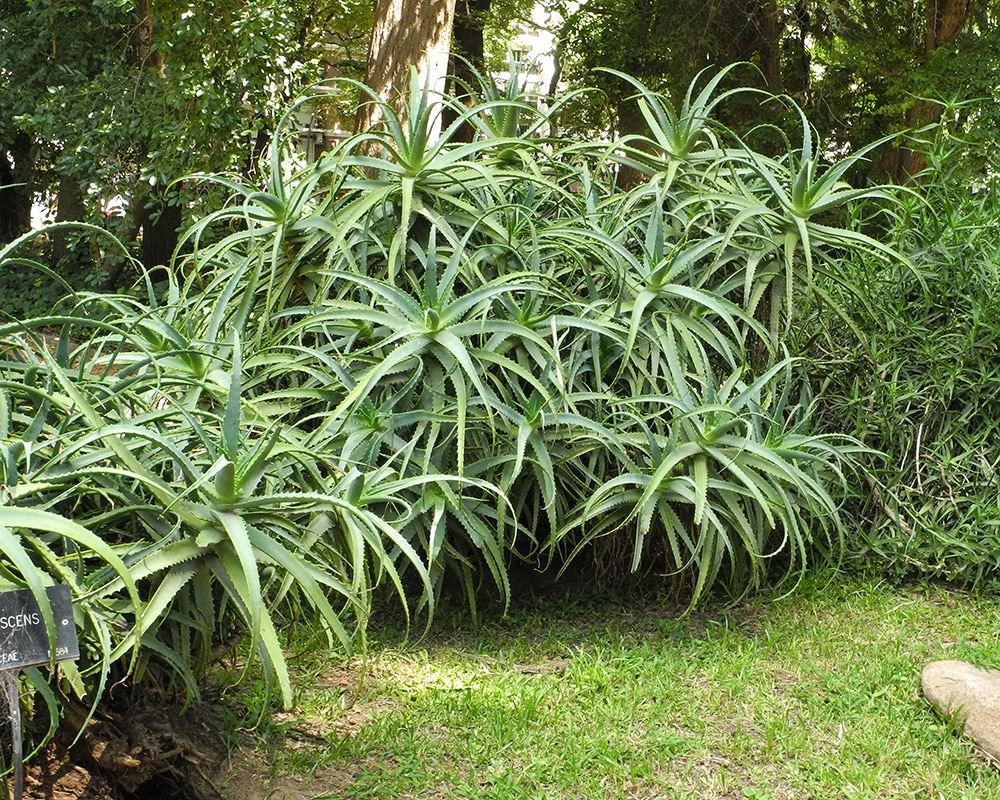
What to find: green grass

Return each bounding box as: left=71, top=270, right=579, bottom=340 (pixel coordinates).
left=226, top=575, right=1000, bottom=799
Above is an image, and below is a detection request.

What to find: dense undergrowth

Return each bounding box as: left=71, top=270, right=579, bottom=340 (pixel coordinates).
left=806, top=128, right=1000, bottom=584
left=0, top=65, right=994, bottom=747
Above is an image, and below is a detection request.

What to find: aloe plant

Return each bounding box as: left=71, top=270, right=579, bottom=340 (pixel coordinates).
left=597, top=64, right=747, bottom=190
left=555, top=354, right=864, bottom=606
left=0, top=65, right=903, bottom=750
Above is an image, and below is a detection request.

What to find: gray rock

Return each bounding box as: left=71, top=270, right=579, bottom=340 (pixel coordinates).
left=922, top=659, right=1000, bottom=760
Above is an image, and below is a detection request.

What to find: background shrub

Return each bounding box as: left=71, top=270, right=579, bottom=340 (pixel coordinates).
left=803, top=129, right=1000, bottom=585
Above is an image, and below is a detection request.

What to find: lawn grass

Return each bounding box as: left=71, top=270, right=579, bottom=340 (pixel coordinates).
left=228, top=574, right=1000, bottom=799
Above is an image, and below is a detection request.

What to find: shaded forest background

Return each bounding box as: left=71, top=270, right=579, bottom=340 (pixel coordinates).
left=2, top=0, right=999, bottom=308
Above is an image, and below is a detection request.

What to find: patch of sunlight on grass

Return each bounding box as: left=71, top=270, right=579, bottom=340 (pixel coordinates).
left=236, top=574, right=1000, bottom=800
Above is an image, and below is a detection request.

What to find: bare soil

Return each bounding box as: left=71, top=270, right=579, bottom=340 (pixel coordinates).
left=12, top=700, right=228, bottom=800
left=7, top=666, right=379, bottom=800
left=219, top=749, right=360, bottom=800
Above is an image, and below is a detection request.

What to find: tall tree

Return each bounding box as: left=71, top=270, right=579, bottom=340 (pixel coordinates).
left=810, top=0, right=991, bottom=181
left=451, top=0, right=491, bottom=77
left=557, top=0, right=791, bottom=142
left=356, top=0, right=458, bottom=132
left=440, top=0, right=496, bottom=141
left=900, top=0, right=973, bottom=176
left=0, top=133, right=31, bottom=242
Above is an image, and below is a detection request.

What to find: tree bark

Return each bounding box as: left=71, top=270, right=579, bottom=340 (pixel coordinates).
left=355, top=0, right=458, bottom=133
left=899, top=0, right=971, bottom=179
left=442, top=0, right=490, bottom=142
left=128, top=0, right=177, bottom=275
left=786, top=0, right=811, bottom=100
left=0, top=133, right=34, bottom=244
left=615, top=96, right=651, bottom=190
left=52, top=173, right=87, bottom=263
left=449, top=0, right=488, bottom=82
left=131, top=0, right=164, bottom=76
left=141, top=190, right=182, bottom=277
left=714, top=0, right=783, bottom=126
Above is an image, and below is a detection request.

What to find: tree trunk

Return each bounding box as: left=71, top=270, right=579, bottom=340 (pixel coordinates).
left=141, top=190, right=181, bottom=277
left=0, top=133, right=34, bottom=244
left=131, top=0, right=164, bottom=76
left=899, top=0, right=971, bottom=179
left=786, top=0, right=811, bottom=100
left=442, top=0, right=490, bottom=142
left=127, top=0, right=176, bottom=277
left=615, top=96, right=651, bottom=190
left=755, top=0, right=783, bottom=92
left=52, top=173, right=87, bottom=263
left=355, top=0, right=458, bottom=133
left=714, top=0, right=783, bottom=127
left=449, top=0, right=488, bottom=84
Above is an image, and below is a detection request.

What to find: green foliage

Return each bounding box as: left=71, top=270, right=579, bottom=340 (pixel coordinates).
left=0, top=260, right=372, bottom=716
left=802, top=126, right=1000, bottom=584
left=1, top=0, right=333, bottom=185
left=556, top=0, right=1000, bottom=183
left=0, top=68, right=883, bottom=750
left=0, top=0, right=365, bottom=295
left=187, top=69, right=870, bottom=609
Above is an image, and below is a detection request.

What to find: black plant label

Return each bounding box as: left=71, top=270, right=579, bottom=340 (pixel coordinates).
left=0, top=586, right=79, bottom=670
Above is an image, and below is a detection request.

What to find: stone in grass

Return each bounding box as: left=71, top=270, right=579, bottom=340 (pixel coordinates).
left=922, top=659, right=1000, bottom=761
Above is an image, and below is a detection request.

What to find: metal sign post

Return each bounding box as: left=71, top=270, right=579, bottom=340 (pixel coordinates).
left=0, top=586, right=80, bottom=800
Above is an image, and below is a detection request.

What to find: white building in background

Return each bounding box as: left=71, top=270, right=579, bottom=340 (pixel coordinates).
left=293, top=6, right=564, bottom=160
left=293, top=83, right=351, bottom=164
left=494, top=4, right=561, bottom=101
